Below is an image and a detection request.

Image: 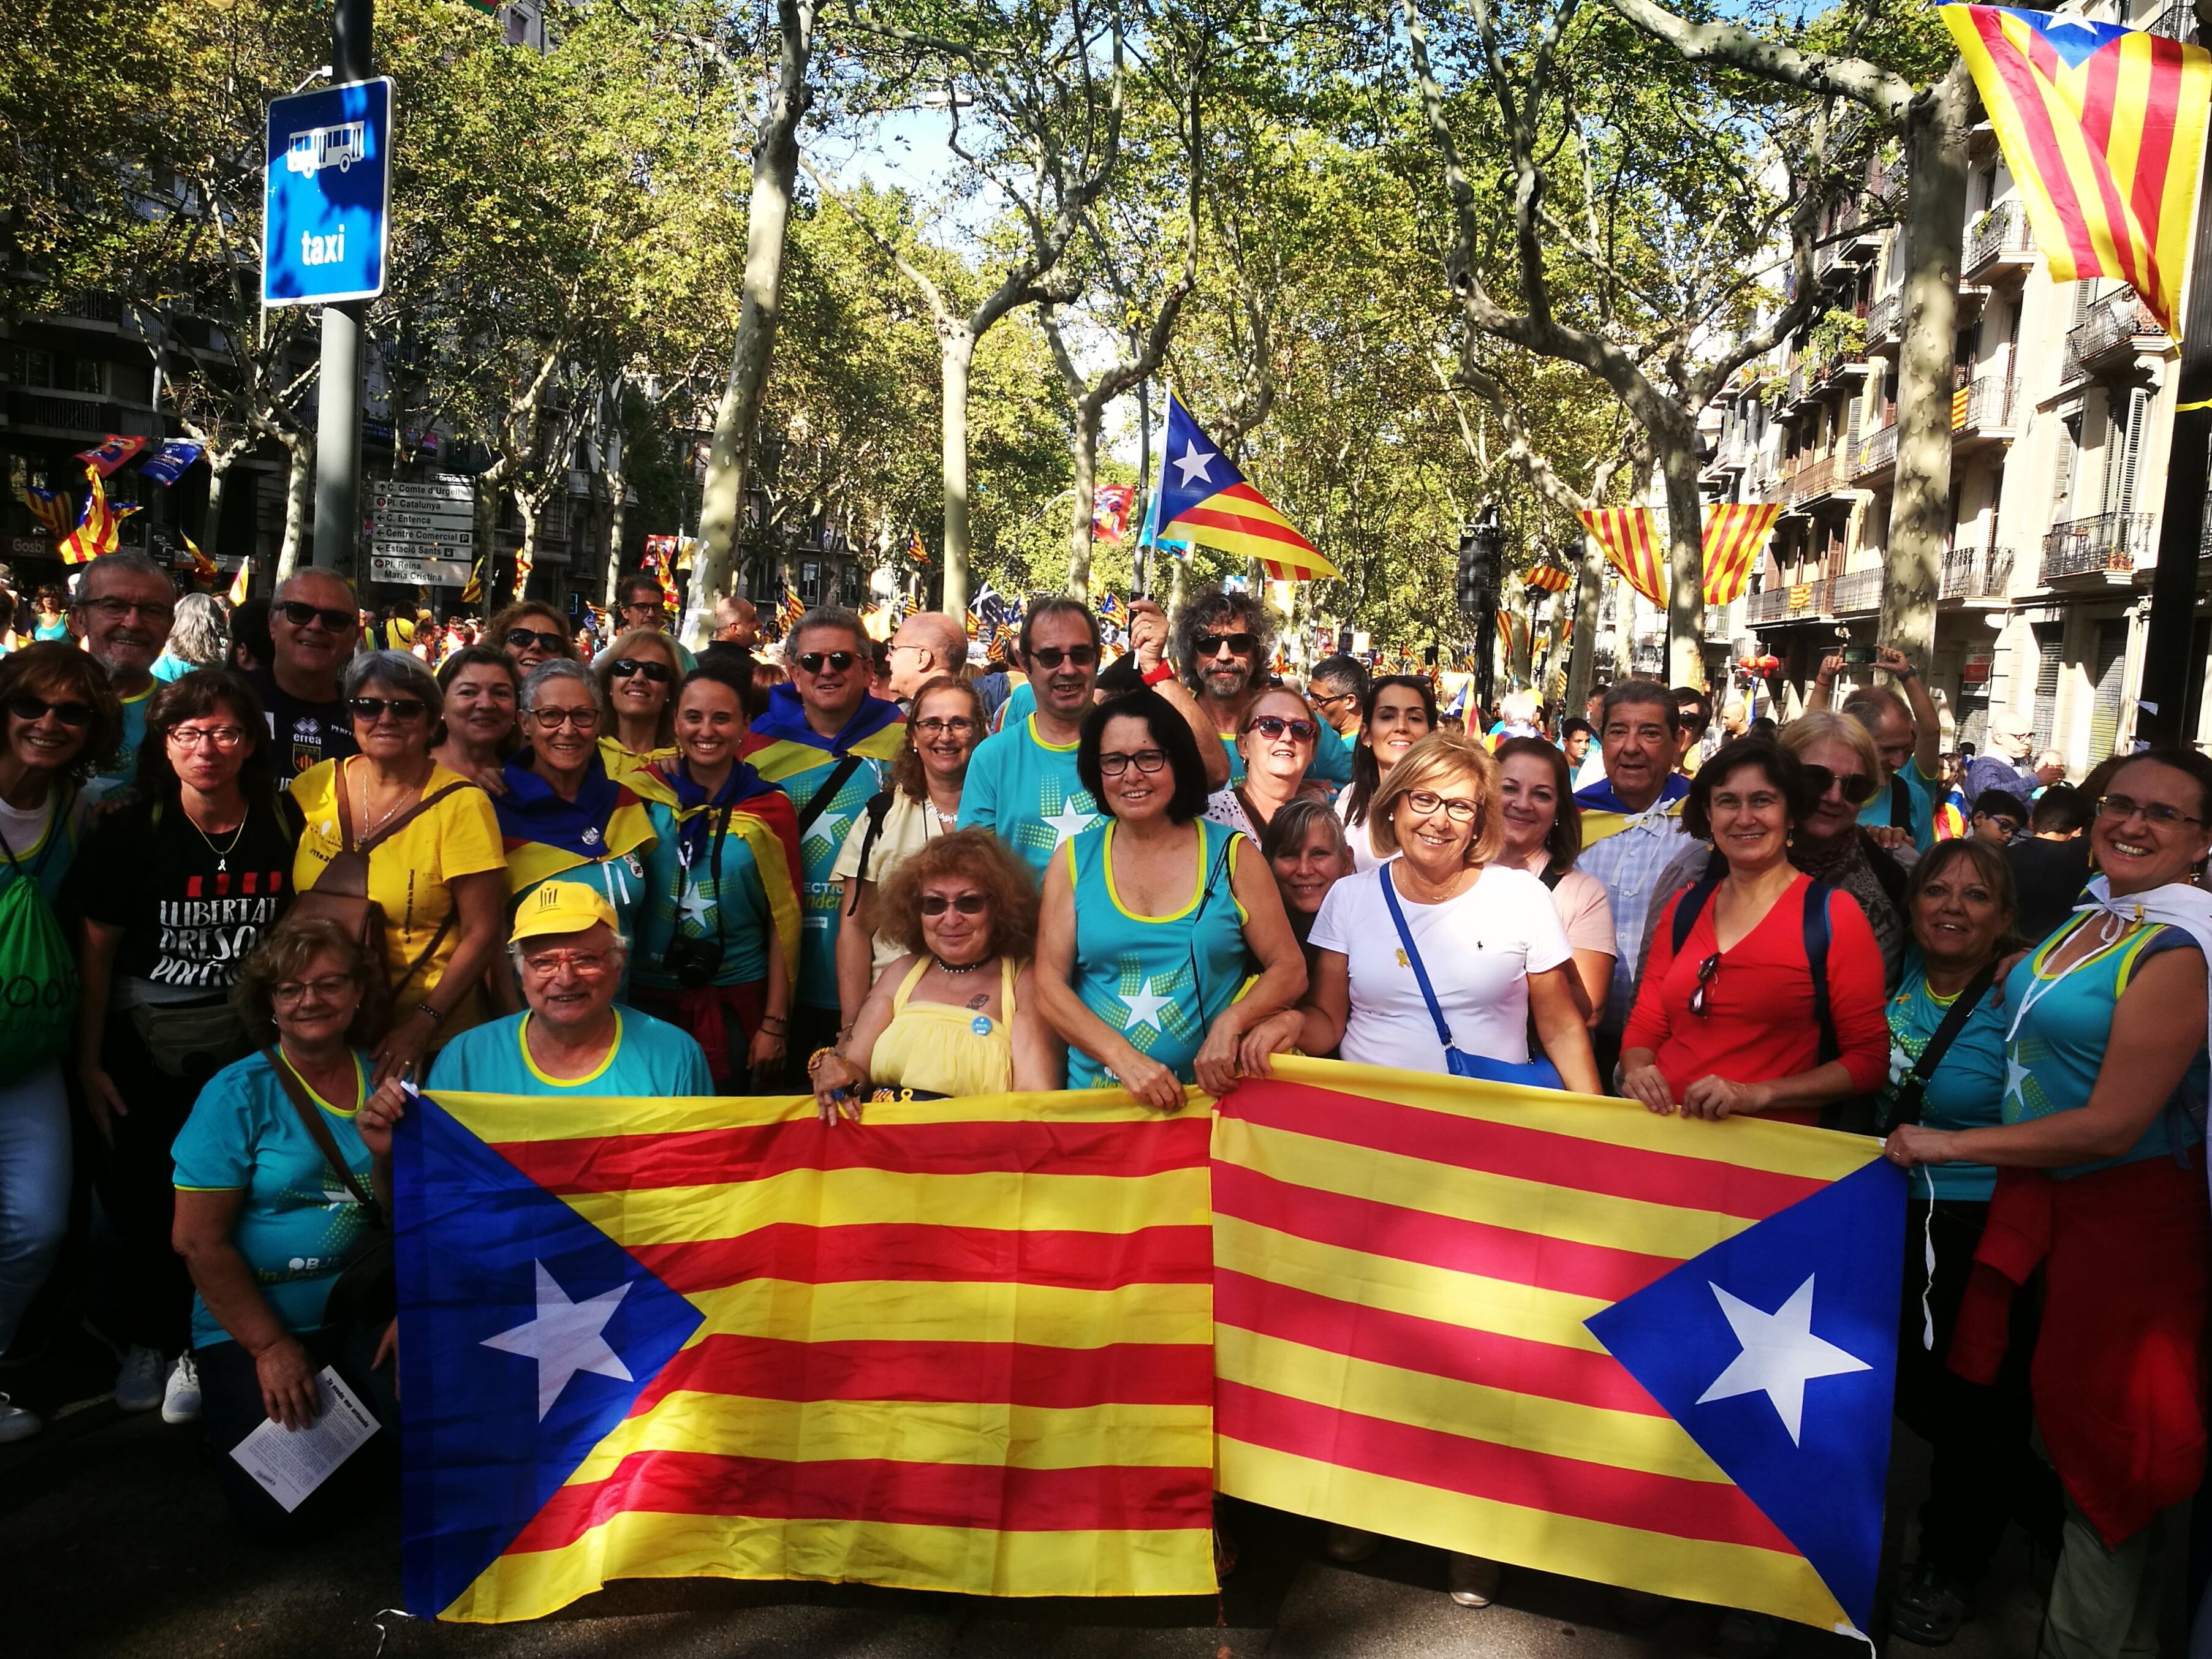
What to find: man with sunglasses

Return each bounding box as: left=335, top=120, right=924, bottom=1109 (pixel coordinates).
left=246, top=570, right=362, bottom=786
left=748, top=605, right=906, bottom=1079
left=960, top=599, right=1115, bottom=874
left=70, top=552, right=176, bottom=788
left=594, top=574, right=697, bottom=675
left=1811, top=645, right=1945, bottom=850
left=1170, top=584, right=1352, bottom=792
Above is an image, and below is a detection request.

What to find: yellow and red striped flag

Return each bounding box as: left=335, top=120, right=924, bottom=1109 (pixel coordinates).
left=1213, top=1057, right=1901, bottom=1635
left=1578, top=508, right=1666, bottom=608
left=1157, top=393, right=1339, bottom=582
left=396, top=1088, right=1218, bottom=1622
left=58, top=464, right=138, bottom=564
left=1942, top=6, right=2212, bottom=338
left=1525, top=564, right=1575, bottom=593
left=227, top=556, right=252, bottom=606
left=181, top=530, right=217, bottom=584
left=1700, top=504, right=1782, bottom=607
left=460, top=554, right=485, bottom=606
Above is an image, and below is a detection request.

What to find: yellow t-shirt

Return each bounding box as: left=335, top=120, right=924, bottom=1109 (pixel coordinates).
left=290, top=758, right=508, bottom=1038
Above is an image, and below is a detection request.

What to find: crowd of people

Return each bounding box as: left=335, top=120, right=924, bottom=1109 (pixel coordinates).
left=0, top=552, right=2203, bottom=1659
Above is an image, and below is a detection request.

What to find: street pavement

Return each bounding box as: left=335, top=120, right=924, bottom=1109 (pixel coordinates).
left=6, top=1363, right=2055, bottom=1659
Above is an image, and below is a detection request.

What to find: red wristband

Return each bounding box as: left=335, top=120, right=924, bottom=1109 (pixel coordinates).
left=1141, top=662, right=1176, bottom=686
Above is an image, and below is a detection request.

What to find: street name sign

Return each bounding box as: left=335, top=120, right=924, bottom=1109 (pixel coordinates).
left=263, top=77, right=394, bottom=305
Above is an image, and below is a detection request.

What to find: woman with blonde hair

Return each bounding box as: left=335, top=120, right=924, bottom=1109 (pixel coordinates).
left=594, top=627, right=684, bottom=778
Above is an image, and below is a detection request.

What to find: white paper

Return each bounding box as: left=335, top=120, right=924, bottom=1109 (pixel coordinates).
left=228, top=1366, right=379, bottom=1512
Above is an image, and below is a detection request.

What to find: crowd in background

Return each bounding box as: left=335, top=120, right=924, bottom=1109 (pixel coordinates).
left=0, top=551, right=2203, bottom=1659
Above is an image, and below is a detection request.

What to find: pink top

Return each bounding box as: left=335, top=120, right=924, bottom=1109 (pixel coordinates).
left=1512, top=850, right=1617, bottom=959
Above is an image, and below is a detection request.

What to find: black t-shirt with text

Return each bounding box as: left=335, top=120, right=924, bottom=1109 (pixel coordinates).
left=246, top=667, right=359, bottom=786
left=72, top=796, right=301, bottom=992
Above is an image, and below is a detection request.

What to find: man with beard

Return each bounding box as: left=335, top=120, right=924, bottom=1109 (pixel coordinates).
left=70, top=552, right=176, bottom=788
left=1170, top=585, right=1351, bottom=790
left=249, top=569, right=363, bottom=785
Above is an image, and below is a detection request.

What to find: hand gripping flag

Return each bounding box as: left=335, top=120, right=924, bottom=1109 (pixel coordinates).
left=1702, top=504, right=1782, bottom=607
left=1942, top=7, right=2212, bottom=338
left=395, top=1087, right=1218, bottom=1620
left=1213, top=1057, right=1903, bottom=1636
left=1157, top=394, right=1338, bottom=581
left=1578, top=508, right=1667, bottom=608
left=58, top=464, right=139, bottom=564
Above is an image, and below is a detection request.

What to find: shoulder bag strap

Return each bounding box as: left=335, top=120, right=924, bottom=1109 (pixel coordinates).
left=1378, top=863, right=1458, bottom=1055
left=357, top=779, right=471, bottom=856
left=260, top=1045, right=382, bottom=1225
left=1885, top=960, right=2001, bottom=1129
left=797, top=754, right=865, bottom=836
left=843, top=790, right=896, bottom=916
left=1802, top=879, right=1837, bottom=1063
left=1670, top=875, right=1724, bottom=957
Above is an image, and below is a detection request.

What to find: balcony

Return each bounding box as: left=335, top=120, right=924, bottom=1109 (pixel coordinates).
left=1854, top=423, right=1899, bottom=482
left=7, top=391, right=120, bottom=434
left=1952, top=373, right=2018, bottom=444
left=1745, top=577, right=1831, bottom=625
left=2064, top=290, right=2165, bottom=380
left=1830, top=567, right=1884, bottom=614
left=1941, top=544, right=2015, bottom=602
left=49, top=290, right=126, bottom=325
left=1787, top=452, right=1849, bottom=508
left=2148, top=2, right=2200, bottom=44
left=2041, top=511, right=2155, bottom=583
left=1962, top=203, right=2036, bottom=283
left=1866, top=290, right=1902, bottom=348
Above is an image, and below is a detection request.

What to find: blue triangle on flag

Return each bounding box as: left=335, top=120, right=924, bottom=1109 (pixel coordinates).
left=395, top=1089, right=703, bottom=1617
left=2007, top=7, right=2129, bottom=69
left=1585, top=1156, right=1904, bottom=1631
left=1155, top=393, right=1252, bottom=532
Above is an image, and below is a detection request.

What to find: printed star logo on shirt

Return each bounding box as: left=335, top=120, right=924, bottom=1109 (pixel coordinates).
left=677, top=882, right=714, bottom=928
left=812, top=811, right=848, bottom=847
left=1695, top=1274, right=1870, bottom=1446
left=1120, top=977, right=1175, bottom=1035
left=1172, top=441, right=1216, bottom=487
left=1044, top=800, right=1098, bottom=848
left=481, top=1260, right=635, bottom=1420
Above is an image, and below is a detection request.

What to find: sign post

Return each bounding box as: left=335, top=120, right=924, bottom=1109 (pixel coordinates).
left=369, top=475, right=475, bottom=591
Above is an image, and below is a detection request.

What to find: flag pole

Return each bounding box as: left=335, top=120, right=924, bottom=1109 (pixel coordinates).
left=2132, top=111, right=2212, bottom=746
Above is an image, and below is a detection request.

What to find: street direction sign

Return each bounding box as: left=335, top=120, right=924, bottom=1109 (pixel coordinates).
left=370, top=553, right=472, bottom=587
left=374, top=508, right=472, bottom=531
left=263, top=77, right=394, bottom=305
left=374, top=478, right=472, bottom=504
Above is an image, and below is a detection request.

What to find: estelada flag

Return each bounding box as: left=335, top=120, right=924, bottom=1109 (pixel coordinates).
left=395, top=1087, right=1217, bottom=1620
left=1578, top=508, right=1666, bottom=608
left=1157, top=393, right=1338, bottom=581
left=1942, top=6, right=2212, bottom=338
left=460, top=554, right=485, bottom=606
left=1214, top=1057, right=1902, bottom=1636
left=17, top=484, right=74, bottom=541
left=58, top=464, right=138, bottom=564
left=74, top=433, right=148, bottom=477
left=1702, top=504, right=1782, bottom=607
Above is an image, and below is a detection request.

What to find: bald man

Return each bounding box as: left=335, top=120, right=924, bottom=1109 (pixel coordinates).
left=886, top=611, right=967, bottom=701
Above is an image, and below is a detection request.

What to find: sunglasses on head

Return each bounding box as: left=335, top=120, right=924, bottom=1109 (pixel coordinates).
left=610, top=657, right=673, bottom=684
left=504, top=627, right=567, bottom=654
left=7, top=693, right=93, bottom=727
left=1028, top=644, right=1097, bottom=670
left=349, top=696, right=428, bottom=724
left=1801, top=763, right=1879, bottom=806
left=919, top=892, right=990, bottom=916
left=797, top=651, right=857, bottom=674
left=1200, top=632, right=1259, bottom=658
left=1246, top=714, right=1318, bottom=743
left=279, top=600, right=355, bottom=632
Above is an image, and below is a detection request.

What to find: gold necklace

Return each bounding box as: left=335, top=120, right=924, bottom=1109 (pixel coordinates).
left=351, top=758, right=419, bottom=837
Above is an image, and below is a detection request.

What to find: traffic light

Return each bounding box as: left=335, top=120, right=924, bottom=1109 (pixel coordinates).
left=1456, top=507, right=1501, bottom=619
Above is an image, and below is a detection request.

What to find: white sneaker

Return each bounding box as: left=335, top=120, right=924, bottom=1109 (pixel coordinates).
left=0, top=1393, right=40, bottom=1443
left=161, top=1353, right=202, bottom=1424
left=115, top=1343, right=165, bottom=1412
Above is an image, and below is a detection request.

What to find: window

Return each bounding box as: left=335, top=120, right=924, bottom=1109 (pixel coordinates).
left=2087, top=618, right=2129, bottom=760
left=2031, top=622, right=2064, bottom=751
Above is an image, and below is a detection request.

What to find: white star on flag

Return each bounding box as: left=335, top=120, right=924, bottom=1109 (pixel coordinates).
left=1172, top=442, right=1216, bottom=487
left=482, top=1261, right=635, bottom=1420
left=1043, top=800, right=1098, bottom=848
left=1120, top=976, right=1175, bottom=1035
left=1696, top=1274, right=1869, bottom=1445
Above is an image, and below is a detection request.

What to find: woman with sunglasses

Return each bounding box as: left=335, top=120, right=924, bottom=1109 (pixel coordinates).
left=494, top=659, right=659, bottom=998
left=487, top=601, right=575, bottom=677
left=0, top=643, right=119, bottom=1443
left=1779, top=710, right=1912, bottom=984
left=593, top=628, right=683, bottom=782
left=1203, top=687, right=1332, bottom=844
left=291, top=651, right=508, bottom=1085
left=1335, top=675, right=1437, bottom=871
left=431, top=645, right=523, bottom=792
left=1886, top=750, right=2212, bottom=1656
left=811, top=830, right=1059, bottom=1116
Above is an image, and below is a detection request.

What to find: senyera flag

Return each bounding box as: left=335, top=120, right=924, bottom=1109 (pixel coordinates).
left=1578, top=508, right=1666, bottom=608
left=1213, top=1057, right=1902, bottom=1638
left=1702, top=504, right=1782, bottom=607
left=395, top=1086, right=1217, bottom=1621
left=1157, top=393, right=1338, bottom=581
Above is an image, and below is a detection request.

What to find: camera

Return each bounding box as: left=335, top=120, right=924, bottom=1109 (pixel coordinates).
left=659, top=934, right=725, bottom=990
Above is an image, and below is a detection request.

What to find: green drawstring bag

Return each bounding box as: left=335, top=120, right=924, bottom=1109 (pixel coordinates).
left=0, top=792, right=79, bottom=1064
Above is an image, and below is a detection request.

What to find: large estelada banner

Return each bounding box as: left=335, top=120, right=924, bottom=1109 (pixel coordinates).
left=394, top=1057, right=1901, bottom=1634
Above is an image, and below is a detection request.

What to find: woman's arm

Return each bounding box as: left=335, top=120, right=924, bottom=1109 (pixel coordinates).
left=75, top=918, right=127, bottom=1143
left=1890, top=947, right=2206, bottom=1168
left=1681, top=1058, right=1862, bottom=1120
left=1191, top=844, right=1309, bottom=1096
left=1009, top=964, right=1064, bottom=1092
left=1529, top=965, right=1600, bottom=1093
left=1618, top=1045, right=1675, bottom=1113
left=1569, top=949, right=1614, bottom=1028
left=1032, top=849, right=1185, bottom=1111
left=812, top=957, right=902, bottom=1122
left=835, top=877, right=874, bottom=1029
left=1241, top=950, right=1350, bottom=1074
left=752, top=904, right=791, bottom=1078
left=373, top=868, right=506, bottom=1087
left=173, top=1188, right=321, bottom=1430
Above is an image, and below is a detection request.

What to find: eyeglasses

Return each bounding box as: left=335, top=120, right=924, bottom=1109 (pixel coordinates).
left=1199, top=632, right=1258, bottom=659
left=271, top=974, right=355, bottom=1005
left=277, top=600, right=354, bottom=632
left=2095, top=793, right=2206, bottom=829
left=1402, top=789, right=1479, bottom=823
left=7, top=693, right=93, bottom=727
left=1311, top=690, right=1357, bottom=709
left=520, top=950, right=613, bottom=976
left=609, top=657, right=673, bottom=684
left=349, top=697, right=428, bottom=724
left=1028, top=644, right=1097, bottom=670
left=796, top=651, right=857, bottom=674
left=912, top=716, right=977, bottom=736
left=80, top=595, right=175, bottom=625
left=1097, top=748, right=1169, bottom=776
left=1689, top=951, right=1722, bottom=1018
left=525, top=705, right=600, bottom=729
left=504, top=627, right=568, bottom=654
left=1801, top=763, right=1879, bottom=806
left=1246, top=714, right=1318, bottom=743
left=919, top=892, right=991, bottom=916
left=621, top=600, right=667, bottom=615
left=166, top=724, right=248, bottom=750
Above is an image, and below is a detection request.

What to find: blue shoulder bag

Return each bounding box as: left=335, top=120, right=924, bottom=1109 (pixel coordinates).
left=1377, top=863, right=1566, bottom=1090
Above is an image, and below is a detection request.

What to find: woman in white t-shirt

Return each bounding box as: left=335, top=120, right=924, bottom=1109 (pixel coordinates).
left=1493, top=735, right=1615, bottom=1026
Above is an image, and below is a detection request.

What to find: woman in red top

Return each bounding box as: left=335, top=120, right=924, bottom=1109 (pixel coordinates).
left=1621, top=737, right=1888, bottom=1125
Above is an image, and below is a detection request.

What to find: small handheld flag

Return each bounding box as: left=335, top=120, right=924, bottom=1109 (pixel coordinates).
left=182, top=531, right=217, bottom=584
left=1156, top=394, right=1338, bottom=581
left=59, top=464, right=138, bottom=564
left=228, top=556, right=253, bottom=606
left=510, top=549, right=532, bottom=602
left=75, top=434, right=149, bottom=477
left=138, top=439, right=205, bottom=487
left=1092, top=483, right=1135, bottom=545
left=460, top=555, right=485, bottom=607
left=18, top=485, right=74, bottom=542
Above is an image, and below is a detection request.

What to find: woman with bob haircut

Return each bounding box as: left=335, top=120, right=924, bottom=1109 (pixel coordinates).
left=1493, top=734, right=1614, bottom=1026
left=594, top=626, right=684, bottom=780
left=432, top=644, right=523, bottom=791
left=1034, top=689, right=1305, bottom=1110
left=809, top=829, right=1059, bottom=1113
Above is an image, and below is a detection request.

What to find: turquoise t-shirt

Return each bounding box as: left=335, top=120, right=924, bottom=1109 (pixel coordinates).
left=765, top=750, right=891, bottom=1011
left=517, top=856, right=650, bottom=998
left=995, top=678, right=1036, bottom=733
left=171, top=1049, right=376, bottom=1349
left=2002, top=915, right=2208, bottom=1179
left=1061, top=817, right=1252, bottom=1089
left=958, top=714, right=1104, bottom=877
left=151, top=652, right=197, bottom=682
left=427, top=1007, right=713, bottom=1096
left=634, top=799, right=771, bottom=992
left=1882, top=956, right=2007, bottom=1201
left=95, top=682, right=155, bottom=786
left=1860, top=756, right=1939, bottom=852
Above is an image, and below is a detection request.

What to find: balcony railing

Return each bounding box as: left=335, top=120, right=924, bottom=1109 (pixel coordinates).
left=1830, top=568, right=1883, bottom=614
left=1941, top=544, right=2015, bottom=601
left=2149, top=2, right=2200, bottom=44
left=51, top=290, right=125, bottom=324
left=1867, top=290, right=1902, bottom=346
left=1963, top=203, right=2036, bottom=280
left=1787, top=453, right=1844, bottom=507
left=7, top=391, right=116, bottom=433
left=1854, top=423, right=1898, bottom=478
left=2064, top=290, right=2164, bottom=379
left=2042, top=511, right=2156, bottom=580
left=1954, top=372, right=2018, bottom=434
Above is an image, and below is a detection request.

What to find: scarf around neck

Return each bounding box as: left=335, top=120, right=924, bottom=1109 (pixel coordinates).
left=669, top=758, right=778, bottom=864
left=495, top=749, right=624, bottom=860
left=752, top=681, right=902, bottom=756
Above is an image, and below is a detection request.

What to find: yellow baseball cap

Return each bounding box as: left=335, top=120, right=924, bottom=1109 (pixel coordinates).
left=510, top=882, right=619, bottom=945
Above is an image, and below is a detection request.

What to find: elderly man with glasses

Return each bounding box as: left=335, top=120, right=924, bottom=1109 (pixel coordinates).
left=244, top=569, right=363, bottom=785
left=70, top=551, right=177, bottom=787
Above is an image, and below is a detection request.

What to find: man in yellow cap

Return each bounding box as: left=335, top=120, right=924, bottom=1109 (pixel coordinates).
left=423, top=883, right=712, bottom=1096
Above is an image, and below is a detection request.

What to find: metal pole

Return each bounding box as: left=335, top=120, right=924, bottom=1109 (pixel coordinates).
left=312, top=0, right=373, bottom=574
left=2132, top=136, right=2212, bottom=746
